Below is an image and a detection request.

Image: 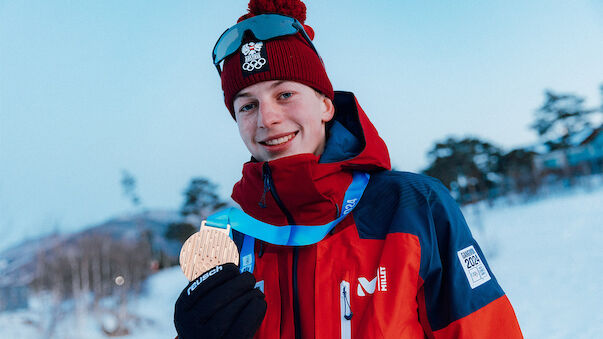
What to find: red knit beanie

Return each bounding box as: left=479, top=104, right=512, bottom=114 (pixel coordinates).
left=219, top=0, right=334, bottom=118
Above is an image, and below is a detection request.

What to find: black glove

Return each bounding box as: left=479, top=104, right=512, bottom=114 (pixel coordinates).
left=174, top=263, right=267, bottom=339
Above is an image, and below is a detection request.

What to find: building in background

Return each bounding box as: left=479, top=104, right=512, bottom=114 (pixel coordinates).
left=534, top=125, right=603, bottom=178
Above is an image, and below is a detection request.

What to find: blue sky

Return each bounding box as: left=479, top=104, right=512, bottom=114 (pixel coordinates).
left=1, top=0, right=602, bottom=249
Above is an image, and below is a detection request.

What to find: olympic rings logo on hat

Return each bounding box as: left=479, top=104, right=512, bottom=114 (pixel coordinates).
left=241, top=41, right=268, bottom=73
left=242, top=58, right=267, bottom=71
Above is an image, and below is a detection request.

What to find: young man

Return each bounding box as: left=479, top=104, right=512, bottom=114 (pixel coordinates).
left=174, top=1, right=523, bottom=338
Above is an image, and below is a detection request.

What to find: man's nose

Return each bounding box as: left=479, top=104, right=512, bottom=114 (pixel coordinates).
left=257, top=100, right=281, bottom=127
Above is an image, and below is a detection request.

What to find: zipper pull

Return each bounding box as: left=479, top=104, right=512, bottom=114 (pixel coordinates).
left=343, top=285, right=353, bottom=320
left=340, top=280, right=352, bottom=338
left=259, top=163, right=271, bottom=208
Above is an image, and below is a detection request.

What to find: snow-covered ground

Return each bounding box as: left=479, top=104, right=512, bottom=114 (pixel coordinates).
left=1, top=187, right=601, bottom=338
left=0, top=267, right=187, bottom=339
left=464, top=187, right=603, bottom=339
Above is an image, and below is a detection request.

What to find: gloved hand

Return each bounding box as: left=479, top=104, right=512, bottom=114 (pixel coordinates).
left=174, top=263, right=267, bottom=339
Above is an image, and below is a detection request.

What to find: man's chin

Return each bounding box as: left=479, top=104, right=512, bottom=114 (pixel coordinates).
left=254, top=151, right=295, bottom=162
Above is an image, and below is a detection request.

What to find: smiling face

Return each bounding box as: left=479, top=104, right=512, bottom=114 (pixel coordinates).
left=233, top=80, right=335, bottom=162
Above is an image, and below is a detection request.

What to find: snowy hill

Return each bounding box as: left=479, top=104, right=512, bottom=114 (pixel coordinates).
left=464, top=188, right=603, bottom=339
left=1, top=188, right=602, bottom=338
left=0, top=210, right=184, bottom=292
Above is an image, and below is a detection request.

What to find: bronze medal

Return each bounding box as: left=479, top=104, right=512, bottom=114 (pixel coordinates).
left=179, top=221, right=239, bottom=281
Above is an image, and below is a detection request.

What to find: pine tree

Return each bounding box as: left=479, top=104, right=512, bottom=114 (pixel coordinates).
left=423, top=137, right=503, bottom=203
left=180, top=177, right=227, bottom=219
left=531, top=90, right=598, bottom=151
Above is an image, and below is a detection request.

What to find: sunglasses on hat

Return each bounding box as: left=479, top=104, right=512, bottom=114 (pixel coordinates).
left=212, top=14, right=322, bottom=75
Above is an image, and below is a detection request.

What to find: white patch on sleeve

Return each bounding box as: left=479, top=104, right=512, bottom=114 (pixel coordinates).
left=457, top=245, right=491, bottom=289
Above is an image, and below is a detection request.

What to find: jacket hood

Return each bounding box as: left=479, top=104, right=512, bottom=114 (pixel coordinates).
left=231, top=91, right=391, bottom=226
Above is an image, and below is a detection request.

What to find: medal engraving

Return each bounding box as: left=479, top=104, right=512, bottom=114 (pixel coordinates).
left=179, top=221, right=239, bottom=281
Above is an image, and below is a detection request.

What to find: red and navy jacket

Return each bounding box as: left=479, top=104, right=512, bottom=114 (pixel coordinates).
left=230, top=92, right=523, bottom=338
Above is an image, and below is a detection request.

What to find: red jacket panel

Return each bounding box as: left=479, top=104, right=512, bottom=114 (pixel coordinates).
left=229, top=92, right=522, bottom=338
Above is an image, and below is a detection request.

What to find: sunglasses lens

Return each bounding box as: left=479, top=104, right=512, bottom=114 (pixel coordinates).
left=251, top=15, right=297, bottom=40
left=213, top=27, right=244, bottom=64
left=212, top=14, right=299, bottom=66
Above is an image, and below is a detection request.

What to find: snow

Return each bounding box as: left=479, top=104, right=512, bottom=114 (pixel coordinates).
left=463, top=187, right=603, bottom=339
left=1, top=187, right=602, bottom=338
left=122, top=267, right=188, bottom=339
left=0, top=267, right=187, bottom=338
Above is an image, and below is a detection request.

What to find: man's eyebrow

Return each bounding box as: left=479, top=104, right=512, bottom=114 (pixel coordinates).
left=270, top=80, right=287, bottom=89
left=233, top=91, right=252, bottom=101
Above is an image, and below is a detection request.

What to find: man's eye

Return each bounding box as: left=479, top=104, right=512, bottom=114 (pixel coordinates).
left=239, top=103, right=256, bottom=112
left=279, top=92, right=293, bottom=99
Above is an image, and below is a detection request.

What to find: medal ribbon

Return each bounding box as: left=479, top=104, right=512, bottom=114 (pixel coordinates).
left=206, top=171, right=369, bottom=246
left=205, top=172, right=370, bottom=273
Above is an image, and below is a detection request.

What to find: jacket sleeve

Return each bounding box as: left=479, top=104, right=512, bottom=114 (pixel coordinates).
left=416, top=181, right=523, bottom=338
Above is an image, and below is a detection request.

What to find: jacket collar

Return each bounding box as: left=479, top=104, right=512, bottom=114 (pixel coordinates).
left=231, top=91, right=391, bottom=226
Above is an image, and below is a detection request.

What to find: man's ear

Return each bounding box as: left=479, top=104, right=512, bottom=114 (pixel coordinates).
left=321, top=96, right=335, bottom=123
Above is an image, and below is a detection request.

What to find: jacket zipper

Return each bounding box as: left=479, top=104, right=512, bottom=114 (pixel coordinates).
left=340, top=280, right=352, bottom=339
left=260, top=163, right=301, bottom=339
left=260, top=163, right=296, bottom=224
left=292, top=247, right=302, bottom=339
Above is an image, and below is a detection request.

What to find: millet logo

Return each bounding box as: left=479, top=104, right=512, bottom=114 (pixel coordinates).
left=377, top=266, right=387, bottom=292
left=357, top=266, right=388, bottom=296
